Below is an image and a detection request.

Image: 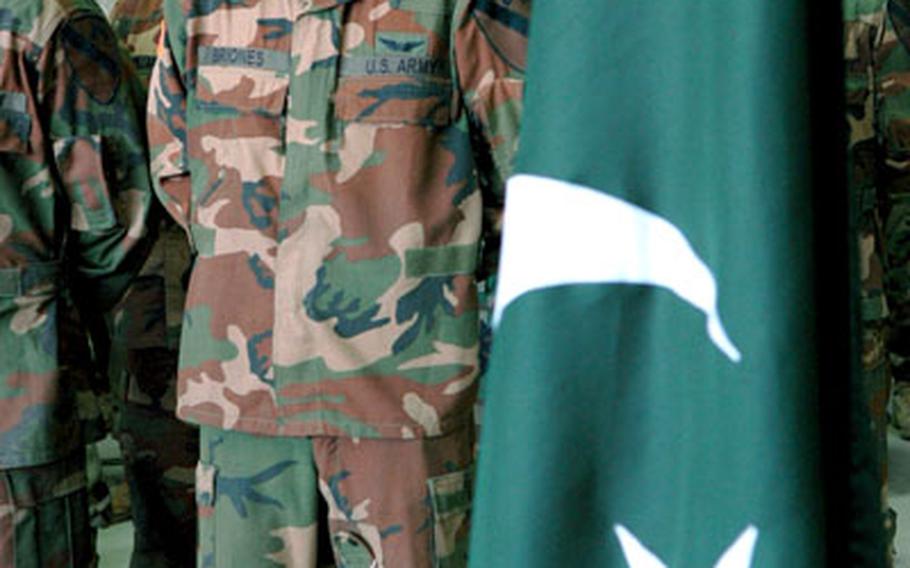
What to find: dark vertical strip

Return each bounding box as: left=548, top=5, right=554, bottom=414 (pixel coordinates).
left=810, top=0, right=886, bottom=565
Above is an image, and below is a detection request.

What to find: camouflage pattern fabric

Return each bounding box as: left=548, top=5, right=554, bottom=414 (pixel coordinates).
left=843, top=0, right=910, bottom=562
left=117, top=402, right=196, bottom=566
left=196, top=427, right=320, bottom=568
left=883, top=0, right=910, bottom=440
left=0, top=0, right=154, bottom=564
left=149, top=0, right=529, bottom=440
left=107, top=0, right=198, bottom=565
left=0, top=450, right=95, bottom=568
left=198, top=424, right=473, bottom=568
left=110, top=0, right=165, bottom=85
left=0, top=0, right=153, bottom=469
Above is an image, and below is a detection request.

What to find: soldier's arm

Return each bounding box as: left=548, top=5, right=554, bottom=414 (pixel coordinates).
left=39, top=11, right=155, bottom=313
left=452, top=0, right=530, bottom=197
left=452, top=0, right=530, bottom=294
left=147, top=4, right=192, bottom=241
left=452, top=0, right=530, bottom=376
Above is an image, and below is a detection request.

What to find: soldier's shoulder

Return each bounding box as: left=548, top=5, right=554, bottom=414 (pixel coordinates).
left=0, top=0, right=105, bottom=48
left=109, top=0, right=163, bottom=23
left=455, top=0, right=530, bottom=72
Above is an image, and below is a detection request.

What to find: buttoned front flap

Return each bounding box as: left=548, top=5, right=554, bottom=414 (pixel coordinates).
left=0, top=90, right=31, bottom=154
left=335, top=0, right=455, bottom=125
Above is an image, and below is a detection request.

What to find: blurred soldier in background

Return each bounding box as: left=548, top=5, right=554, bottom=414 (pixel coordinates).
left=841, top=0, right=910, bottom=564
left=0, top=0, right=154, bottom=565
left=878, top=0, right=910, bottom=444
left=106, top=0, right=198, bottom=565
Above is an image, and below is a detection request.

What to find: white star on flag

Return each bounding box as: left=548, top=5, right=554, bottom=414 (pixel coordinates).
left=614, top=524, right=760, bottom=568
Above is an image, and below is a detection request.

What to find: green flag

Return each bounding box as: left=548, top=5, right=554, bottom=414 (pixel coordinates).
left=469, top=2, right=879, bottom=566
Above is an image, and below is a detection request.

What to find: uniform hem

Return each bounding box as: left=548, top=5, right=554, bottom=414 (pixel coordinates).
left=178, top=406, right=475, bottom=440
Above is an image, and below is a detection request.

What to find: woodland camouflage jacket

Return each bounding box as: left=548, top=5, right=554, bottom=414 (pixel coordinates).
left=0, top=0, right=153, bottom=467
left=149, top=0, right=530, bottom=439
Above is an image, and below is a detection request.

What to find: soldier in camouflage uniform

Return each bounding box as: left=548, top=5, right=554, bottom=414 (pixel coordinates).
left=842, top=0, right=910, bottom=563
left=845, top=3, right=897, bottom=564
left=148, top=0, right=529, bottom=565
left=879, top=0, right=910, bottom=442
left=107, top=0, right=198, bottom=565
left=0, top=0, right=154, bottom=565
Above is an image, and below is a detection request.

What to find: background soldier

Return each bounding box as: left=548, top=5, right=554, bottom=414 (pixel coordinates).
left=878, top=0, right=910, bottom=442
left=105, top=0, right=198, bottom=566
left=148, top=0, right=530, bottom=565
left=842, top=0, right=910, bottom=564
left=0, top=0, right=154, bottom=565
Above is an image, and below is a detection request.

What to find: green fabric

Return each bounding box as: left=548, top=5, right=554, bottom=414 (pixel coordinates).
left=405, top=245, right=477, bottom=277
left=470, top=2, right=873, bottom=567
left=0, top=267, right=22, bottom=297
left=198, top=426, right=318, bottom=568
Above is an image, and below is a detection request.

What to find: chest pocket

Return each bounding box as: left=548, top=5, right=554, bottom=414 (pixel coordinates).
left=190, top=46, right=291, bottom=209
left=335, top=0, right=454, bottom=126
left=0, top=90, right=31, bottom=154
left=194, top=46, right=291, bottom=122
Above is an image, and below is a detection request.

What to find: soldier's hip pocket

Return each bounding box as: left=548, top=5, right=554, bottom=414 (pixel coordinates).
left=427, top=466, right=473, bottom=568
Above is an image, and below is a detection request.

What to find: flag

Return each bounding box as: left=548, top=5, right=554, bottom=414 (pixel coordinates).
left=469, top=2, right=881, bottom=566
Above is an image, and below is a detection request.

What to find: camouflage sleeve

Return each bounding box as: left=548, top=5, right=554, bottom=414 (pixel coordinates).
left=452, top=0, right=530, bottom=204
left=452, top=0, right=530, bottom=374
left=147, top=6, right=191, bottom=239
left=40, top=12, right=154, bottom=312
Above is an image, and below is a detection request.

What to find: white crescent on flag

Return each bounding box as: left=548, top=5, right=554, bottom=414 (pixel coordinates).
left=614, top=524, right=760, bottom=568
left=493, top=174, right=742, bottom=363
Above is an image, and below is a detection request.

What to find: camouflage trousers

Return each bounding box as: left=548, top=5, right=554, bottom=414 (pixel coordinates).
left=116, top=404, right=197, bottom=568
left=0, top=451, right=95, bottom=568
left=198, top=424, right=474, bottom=568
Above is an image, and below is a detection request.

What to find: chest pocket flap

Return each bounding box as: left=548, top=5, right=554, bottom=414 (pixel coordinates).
left=195, top=46, right=291, bottom=117
left=335, top=0, right=454, bottom=126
